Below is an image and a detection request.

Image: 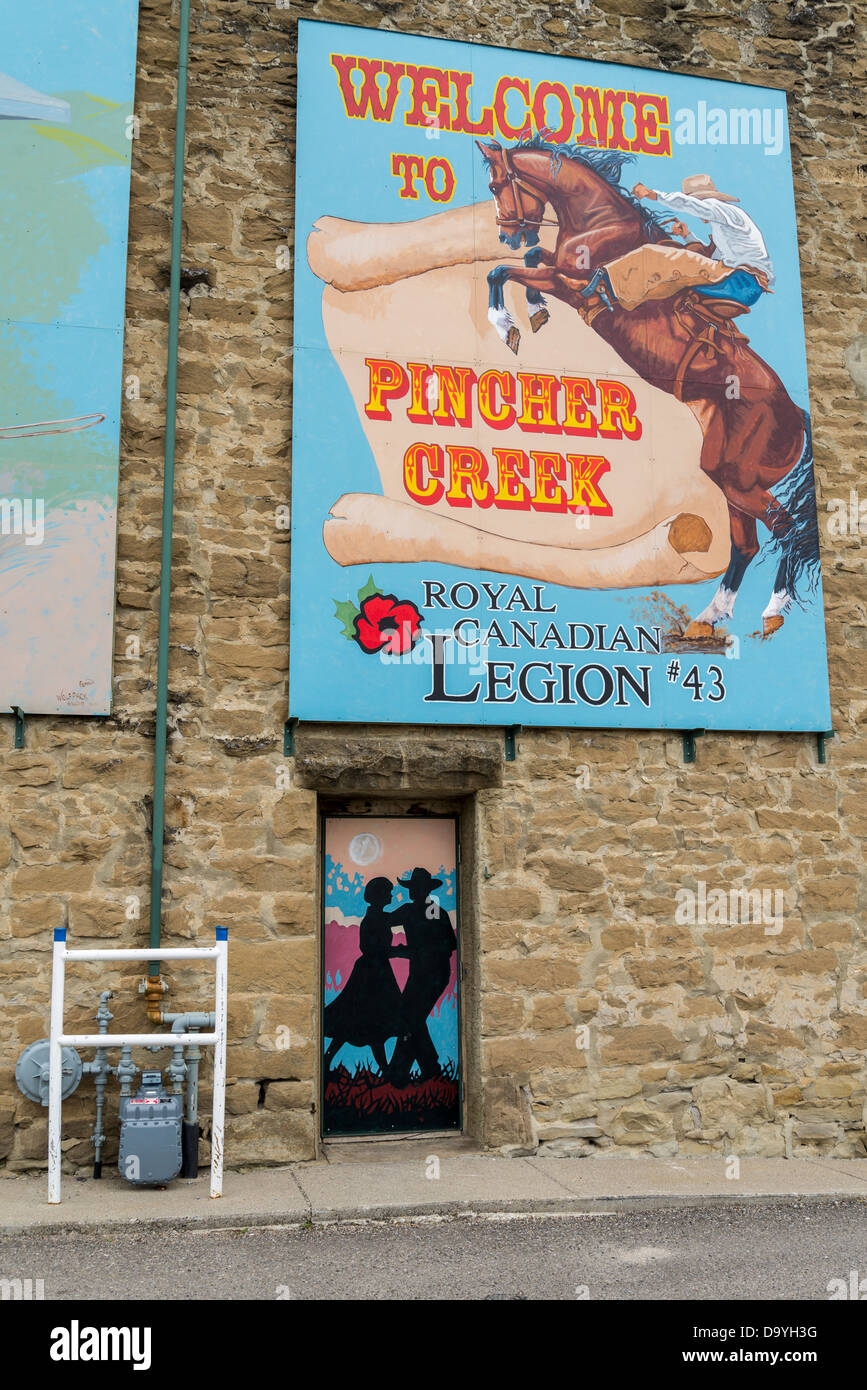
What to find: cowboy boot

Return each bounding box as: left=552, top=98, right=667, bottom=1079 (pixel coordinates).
left=579, top=267, right=617, bottom=312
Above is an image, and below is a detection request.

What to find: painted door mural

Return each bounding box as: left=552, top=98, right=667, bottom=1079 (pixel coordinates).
left=322, top=816, right=460, bottom=1136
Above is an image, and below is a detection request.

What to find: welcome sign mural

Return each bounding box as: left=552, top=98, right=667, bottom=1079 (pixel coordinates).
left=291, top=20, right=831, bottom=731
left=0, top=3, right=139, bottom=715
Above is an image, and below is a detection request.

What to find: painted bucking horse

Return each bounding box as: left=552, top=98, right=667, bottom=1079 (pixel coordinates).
left=478, top=136, right=819, bottom=640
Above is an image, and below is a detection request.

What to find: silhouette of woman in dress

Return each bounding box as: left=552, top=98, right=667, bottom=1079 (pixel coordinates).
left=323, top=876, right=405, bottom=1077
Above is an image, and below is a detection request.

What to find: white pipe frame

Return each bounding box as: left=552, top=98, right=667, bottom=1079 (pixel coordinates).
left=47, top=928, right=228, bottom=1205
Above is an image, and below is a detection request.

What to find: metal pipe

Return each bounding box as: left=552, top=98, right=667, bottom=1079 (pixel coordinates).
left=60, top=1033, right=218, bottom=1047
left=91, top=1063, right=108, bottom=1178
left=148, top=0, right=192, bottom=991
left=46, top=928, right=228, bottom=1205
left=47, top=929, right=67, bottom=1203
left=163, top=1011, right=213, bottom=1179
left=184, top=1038, right=200, bottom=1125
left=180, top=1023, right=201, bottom=1179
left=88, top=991, right=114, bottom=1177
left=163, top=1014, right=213, bottom=1119
left=168, top=1019, right=188, bottom=1095
left=210, top=928, right=228, bottom=1198
left=117, top=1045, right=137, bottom=1098
left=67, top=947, right=219, bottom=962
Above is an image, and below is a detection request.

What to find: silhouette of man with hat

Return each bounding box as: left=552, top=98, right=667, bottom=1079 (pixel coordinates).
left=388, top=867, right=457, bottom=1085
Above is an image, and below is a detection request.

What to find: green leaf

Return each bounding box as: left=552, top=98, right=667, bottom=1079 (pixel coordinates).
left=333, top=598, right=359, bottom=641
left=356, top=573, right=379, bottom=605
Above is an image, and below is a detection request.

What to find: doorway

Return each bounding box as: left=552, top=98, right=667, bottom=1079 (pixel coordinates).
left=321, top=813, right=461, bottom=1137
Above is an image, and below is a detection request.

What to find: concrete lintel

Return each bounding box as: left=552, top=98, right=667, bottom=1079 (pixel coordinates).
left=292, top=723, right=504, bottom=794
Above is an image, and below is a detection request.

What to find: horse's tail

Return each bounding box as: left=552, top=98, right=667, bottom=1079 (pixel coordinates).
left=762, top=409, right=821, bottom=604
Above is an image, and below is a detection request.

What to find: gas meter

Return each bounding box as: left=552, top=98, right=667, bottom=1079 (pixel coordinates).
left=118, top=1070, right=183, bottom=1185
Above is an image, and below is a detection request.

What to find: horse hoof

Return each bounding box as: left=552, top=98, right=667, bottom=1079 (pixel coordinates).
left=683, top=620, right=714, bottom=639
left=506, top=326, right=521, bottom=355
left=762, top=615, right=784, bottom=639
left=530, top=308, right=549, bottom=334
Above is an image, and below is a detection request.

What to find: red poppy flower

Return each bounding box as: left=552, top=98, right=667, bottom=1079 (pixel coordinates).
left=353, top=593, right=422, bottom=655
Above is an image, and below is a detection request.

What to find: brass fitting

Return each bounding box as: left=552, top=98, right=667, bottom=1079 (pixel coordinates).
left=143, top=974, right=167, bottom=1024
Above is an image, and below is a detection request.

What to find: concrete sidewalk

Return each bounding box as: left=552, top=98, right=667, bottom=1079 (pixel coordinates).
left=2, top=1154, right=866, bottom=1233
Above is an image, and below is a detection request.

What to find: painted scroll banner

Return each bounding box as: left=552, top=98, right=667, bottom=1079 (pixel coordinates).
left=309, top=205, right=731, bottom=589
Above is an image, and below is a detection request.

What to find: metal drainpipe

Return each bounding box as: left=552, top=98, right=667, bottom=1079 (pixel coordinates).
left=146, top=0, right=192, bottom=1017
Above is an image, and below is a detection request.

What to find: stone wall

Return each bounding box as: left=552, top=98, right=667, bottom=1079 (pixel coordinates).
left=1, top=0, right=865, bottom=1171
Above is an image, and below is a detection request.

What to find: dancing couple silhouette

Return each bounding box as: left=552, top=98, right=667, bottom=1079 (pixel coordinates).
left=323, top=867, right=457, bottom=1085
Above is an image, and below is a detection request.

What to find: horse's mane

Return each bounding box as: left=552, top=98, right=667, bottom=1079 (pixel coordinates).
left=485, top=133, right=676, bottom=241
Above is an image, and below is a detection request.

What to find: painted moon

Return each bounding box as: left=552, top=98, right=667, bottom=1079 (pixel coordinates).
left=348, top=832, right=382, bottom=866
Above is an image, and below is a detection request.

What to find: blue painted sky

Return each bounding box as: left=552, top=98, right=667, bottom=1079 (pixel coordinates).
left=1, top=4, right=139, bottom=454
left=3, top=2, right=139, bottom=99
left=324, top=852, right=457, bottom=932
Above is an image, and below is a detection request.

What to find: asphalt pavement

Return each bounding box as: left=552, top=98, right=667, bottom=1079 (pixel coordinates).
left=1, top=1200, right=864, bottom=1300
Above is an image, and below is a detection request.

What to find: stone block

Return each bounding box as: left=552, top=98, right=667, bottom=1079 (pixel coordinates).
left=293, top=725, right=503, bottom=792
left=482, top=1076, right=536, bottom=1149
left=224, top=1110, right=315, bottom=1164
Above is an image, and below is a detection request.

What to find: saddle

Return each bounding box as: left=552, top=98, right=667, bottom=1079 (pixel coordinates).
left=690, top=298, right=748, bottom=320
left=574, top=281, right=752, bottom=400
left=671, top=291, right=750, bottom=401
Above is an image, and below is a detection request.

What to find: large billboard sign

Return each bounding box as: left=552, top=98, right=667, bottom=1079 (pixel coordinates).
left=291, top=20, right=831, bottom=731
left=0, top=2, right=139, bottom=716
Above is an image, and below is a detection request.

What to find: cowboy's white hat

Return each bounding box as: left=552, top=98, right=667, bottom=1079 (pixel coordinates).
left=682, top=173, right=739, bottom=204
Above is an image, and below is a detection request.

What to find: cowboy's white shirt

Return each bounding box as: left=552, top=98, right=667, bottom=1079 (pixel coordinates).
left=652, top=190, right=775, bottom=285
